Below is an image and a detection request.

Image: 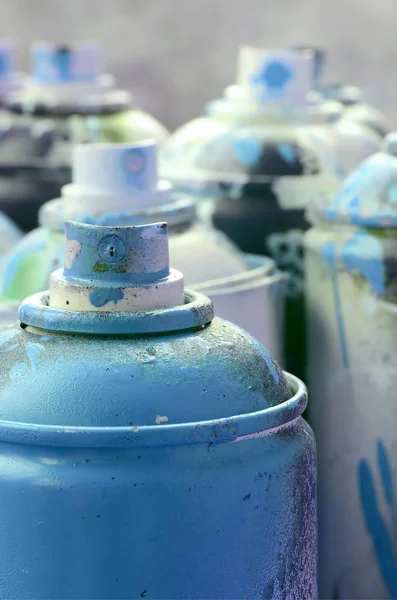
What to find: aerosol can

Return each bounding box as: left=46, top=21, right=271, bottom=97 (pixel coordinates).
left=0, top=42, right=168, bottom=232
left=0, top=219, right=317, bottom=600
left=305, top=132, right=397, bottom=598
left=161, top=46, right=341, bottom=379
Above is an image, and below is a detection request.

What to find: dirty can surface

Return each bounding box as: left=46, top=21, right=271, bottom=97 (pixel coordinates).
left=305, top=133, right=397, bottom=599
left=0, top=219, right=317, bottom=599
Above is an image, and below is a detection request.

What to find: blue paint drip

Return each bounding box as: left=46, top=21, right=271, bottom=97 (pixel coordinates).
left=358, top=453, right=397, bottom=598
left=54, top=48, right=71, bottom=81
left=277, top=144, right=296, bottom=165
left=89, top=288, right=124, bottom=308
left=341, top=230, right=385, bottom=295
left=388, top=185, right=397, bottom=204
left=321, top=242, right=349, bottom=368
left=377, top=440, right=394, bottom=507
left=25, top=342, right=44, bottom=371
left=232, top=137, right=262, bottom=167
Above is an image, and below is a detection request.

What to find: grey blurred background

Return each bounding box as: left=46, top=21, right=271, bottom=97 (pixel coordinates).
left=1, top=0, right=396, bottom=130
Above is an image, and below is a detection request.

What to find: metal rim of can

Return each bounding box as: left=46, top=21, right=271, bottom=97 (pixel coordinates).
left=18, top=290, right=214, bottom=335
left=0, top=372, right=307, bottom=448
left=194, top=254, right=287, bottom=296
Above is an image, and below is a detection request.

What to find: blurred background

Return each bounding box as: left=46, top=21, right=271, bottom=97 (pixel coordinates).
left=1, top=0, right=396, bottom=130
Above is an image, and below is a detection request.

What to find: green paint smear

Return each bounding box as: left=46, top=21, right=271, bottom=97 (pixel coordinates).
left=93, top=261, right=109, bottom=273
left=4, top=250, right=52, bottom=301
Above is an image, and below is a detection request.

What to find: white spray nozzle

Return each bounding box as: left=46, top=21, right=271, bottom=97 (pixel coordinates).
left=62, top=141, right=172, bottom=219
left=236, top=46, right=314, bottom=106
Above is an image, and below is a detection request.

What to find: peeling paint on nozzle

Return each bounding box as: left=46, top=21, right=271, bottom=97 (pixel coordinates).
left=0, top=220, right=316, bottom=599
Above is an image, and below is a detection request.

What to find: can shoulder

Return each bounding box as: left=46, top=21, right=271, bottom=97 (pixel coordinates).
left=0, top=318, right=290, bottom=428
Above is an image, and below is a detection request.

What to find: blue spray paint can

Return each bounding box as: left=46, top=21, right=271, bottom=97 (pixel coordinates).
left=161, top=46, right=342, bottom=380
left=0, top=42, right=168, bottom=233
left=0, top=219, right=316, bottom=599
left=0, top=140, right=287, bottom=362
left=305, top=133, right=397, bottom=598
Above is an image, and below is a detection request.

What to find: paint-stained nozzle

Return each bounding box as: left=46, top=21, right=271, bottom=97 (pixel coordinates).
left=31, top=42, right=101, bottom=84
left=49, top=220, right=184, bottom=312
left=62, top=141, right=172, bottom=220
left=235, top=46, right=314, bottom=106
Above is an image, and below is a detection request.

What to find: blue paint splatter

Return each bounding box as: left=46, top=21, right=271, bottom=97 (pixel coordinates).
left=277, top=144, right=296, bottom=165
left=121, top=147, right=148, bottom=190
left=5, top=344, right=17, bottom=352
left=232, top=137, right=262, bottom=166
left=251, top=60, right=294, bottom=100
left=0, top=329, right=17, bottom=349
left=322, top=241, right=349, bottom=368
left=9, top=362, right=27, bottom=381
left=348, top=196, right=361, bottom=211
left=341, top=230, right=385, bottom=295
left=388, top=185, right=397, bottom=204
left=25, top=342, right=44, bottom=371
left=358, top=442, right=397, bottom=598
left=89, top=288, right=124, bottom=308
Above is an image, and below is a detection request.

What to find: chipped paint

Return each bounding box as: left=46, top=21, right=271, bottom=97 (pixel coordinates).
left=155, top=415, right=169, bottom=425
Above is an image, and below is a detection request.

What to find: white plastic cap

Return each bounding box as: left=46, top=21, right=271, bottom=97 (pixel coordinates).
left=73, top=141, right=159, bottom=192
left=31, top=42, right=101, bottom=84
left=236, top=46, right=314, bottom=106
left=382, top=132, right=397, bottom=156
left=62, top=141, right=172, bottom=218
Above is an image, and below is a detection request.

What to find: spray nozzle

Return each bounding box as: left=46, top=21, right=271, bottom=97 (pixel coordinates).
left=31, top=41, right=101, bottom=84
left=49, top=220, right=184, bottom=312
left=62, top=141, right=173, bottom=220
left=235, top=46, right=314, bottom=106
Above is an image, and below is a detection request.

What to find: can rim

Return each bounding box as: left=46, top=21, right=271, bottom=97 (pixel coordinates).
left=0, top=373, right=306, bottom=448
left=19, top=290, right=214, bottom=335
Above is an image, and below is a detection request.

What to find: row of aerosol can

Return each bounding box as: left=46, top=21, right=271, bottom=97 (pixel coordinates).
left=0, top=38, right=394, bottom=599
